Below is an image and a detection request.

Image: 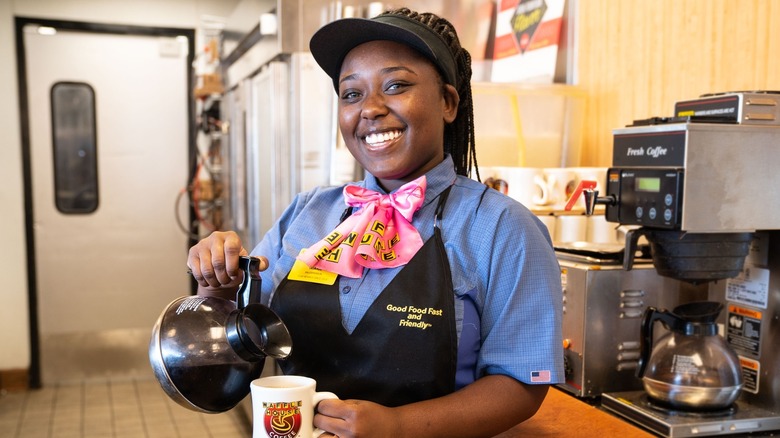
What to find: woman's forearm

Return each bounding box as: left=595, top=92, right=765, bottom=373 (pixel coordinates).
left=394, top=375, right=549, bottom=437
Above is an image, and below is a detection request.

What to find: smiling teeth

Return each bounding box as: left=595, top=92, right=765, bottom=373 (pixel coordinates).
left=365, top=130, right=401, bottom=145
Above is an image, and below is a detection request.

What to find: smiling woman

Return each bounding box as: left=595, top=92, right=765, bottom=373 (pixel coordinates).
left=309, top=8, right=478, bottom=181
left=186, top=7, right=564, bottom=438
left=335, top=39, right=458, bottom=191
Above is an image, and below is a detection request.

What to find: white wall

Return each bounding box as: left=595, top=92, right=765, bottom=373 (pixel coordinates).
left=0, top=0, right=238, bottom=372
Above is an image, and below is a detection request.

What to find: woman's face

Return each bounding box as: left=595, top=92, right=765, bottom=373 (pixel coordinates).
left=337, top=40, right=459, bottom=192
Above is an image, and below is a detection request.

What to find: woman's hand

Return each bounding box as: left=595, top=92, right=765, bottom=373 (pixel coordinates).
left=314, top=376, right=547, bottom=437
left=315, top=399, right=401, bottom=438
left=187, top=231, right=261, bottom=297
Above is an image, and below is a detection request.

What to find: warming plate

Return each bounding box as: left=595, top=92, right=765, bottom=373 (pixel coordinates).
left=602, top=391, right=780, bottom=437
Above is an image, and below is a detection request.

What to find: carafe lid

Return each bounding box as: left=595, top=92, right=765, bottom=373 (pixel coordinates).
left=672, top=301, right=723, bottom=325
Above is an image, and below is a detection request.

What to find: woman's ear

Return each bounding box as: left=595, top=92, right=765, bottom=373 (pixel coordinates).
left=442, top=83, right=460, bottom=124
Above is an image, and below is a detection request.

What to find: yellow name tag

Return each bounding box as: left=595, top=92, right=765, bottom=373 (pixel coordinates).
left=287, top=250, right=338, bottom=285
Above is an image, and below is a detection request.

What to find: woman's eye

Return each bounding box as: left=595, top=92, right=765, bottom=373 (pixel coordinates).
left=386, top=82, right=405, bottom=92
left=341, top=90, right=360, bottom=100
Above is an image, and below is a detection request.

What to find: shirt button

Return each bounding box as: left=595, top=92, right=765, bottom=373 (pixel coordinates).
left=342, top=286, right=351, bottom=294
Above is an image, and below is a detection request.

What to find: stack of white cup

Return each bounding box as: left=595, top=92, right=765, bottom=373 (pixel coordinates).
left=480, top=166, right=618, bottom=244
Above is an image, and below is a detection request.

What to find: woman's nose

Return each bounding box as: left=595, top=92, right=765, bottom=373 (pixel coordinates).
left=360, top=92, right=388, bottom=119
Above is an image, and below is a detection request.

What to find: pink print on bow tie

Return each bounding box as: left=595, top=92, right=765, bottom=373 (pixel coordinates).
left=297, top=176, right=426, bottom=278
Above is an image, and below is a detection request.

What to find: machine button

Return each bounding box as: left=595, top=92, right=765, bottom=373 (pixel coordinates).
left=648, top=208, right=657, bottom=220
left=665, top=193, right=673, bottom=206
left=636, top=206, right=644, bottom=218
left=664, top=208, right=673, bottom=221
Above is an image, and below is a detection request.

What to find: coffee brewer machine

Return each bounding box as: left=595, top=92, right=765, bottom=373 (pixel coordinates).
left=570, top=91, right=780, bottom=437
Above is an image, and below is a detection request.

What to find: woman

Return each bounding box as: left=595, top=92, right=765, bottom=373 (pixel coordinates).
left=188, top=7, right=563, bottom=437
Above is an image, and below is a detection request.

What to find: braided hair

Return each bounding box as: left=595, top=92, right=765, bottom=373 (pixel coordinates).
left=379, top=8, right=479, bottom=180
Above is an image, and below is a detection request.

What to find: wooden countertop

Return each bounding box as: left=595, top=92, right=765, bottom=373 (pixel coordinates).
left=494, top=387, right=654, bottom=437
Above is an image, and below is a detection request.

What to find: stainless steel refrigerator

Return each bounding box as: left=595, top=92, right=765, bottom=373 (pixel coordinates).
left=220, top=0, right=360, bottom=245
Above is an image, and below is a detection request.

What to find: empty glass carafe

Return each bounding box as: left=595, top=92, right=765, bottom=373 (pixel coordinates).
left=637, top=301, right=743, bottom=410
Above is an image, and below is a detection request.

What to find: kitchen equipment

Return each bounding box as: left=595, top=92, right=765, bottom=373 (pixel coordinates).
left=636, top=301, right=742, bottom=410
left=149, top=256, right=292, bottom=413
left=556, top=249, right=691, bottom=398
left=566, top=91, right=780, bottom=282
left=602, top=232, right=780, bottom=436
left=566, top=91, right=780, bottom=436
left=602, top=391, right=780, bottom=438
left=675, top=90, right=780, bottom=125
left=624, top=229, right=753, bottom=283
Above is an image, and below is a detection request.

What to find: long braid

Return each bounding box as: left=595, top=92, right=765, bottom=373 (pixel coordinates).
left=381, top=8, right=480, bottom=180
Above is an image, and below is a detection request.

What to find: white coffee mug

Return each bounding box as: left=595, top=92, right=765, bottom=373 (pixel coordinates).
left=587, top=215, right=619, bottom=244
left=555, top=215, right=588, bottom=243
left=571, top=167, right=608, bottom=195
left=537, top=168, right=578, bottom=210
left=491, top=166, right=547, bottom=207
left=535, top=214, right=557, bottom=239
left=251, top=375, right=338, bottom=438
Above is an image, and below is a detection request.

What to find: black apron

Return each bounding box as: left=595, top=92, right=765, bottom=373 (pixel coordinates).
left=270, top=187, right=456, bottom=407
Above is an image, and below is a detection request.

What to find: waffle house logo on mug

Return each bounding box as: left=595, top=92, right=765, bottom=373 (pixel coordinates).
left=263, top=401, right=302, bottom=438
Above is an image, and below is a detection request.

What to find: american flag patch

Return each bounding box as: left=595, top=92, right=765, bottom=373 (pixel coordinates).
left=530, top=370, right=551, bottom=383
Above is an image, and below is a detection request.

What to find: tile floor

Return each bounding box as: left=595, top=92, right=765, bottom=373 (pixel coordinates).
left=1, top=328, right=252, bottom=437
left=0, top=376, right=251, bottom=438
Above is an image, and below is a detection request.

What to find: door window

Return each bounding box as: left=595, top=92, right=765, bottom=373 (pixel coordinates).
left=51, top=81, right=99, bottom=213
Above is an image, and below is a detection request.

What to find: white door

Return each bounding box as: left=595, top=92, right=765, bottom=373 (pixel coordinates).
left=22, top=23, right=192, bottom=383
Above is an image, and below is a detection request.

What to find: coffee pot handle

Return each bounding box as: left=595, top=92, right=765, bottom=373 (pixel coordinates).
left=637, top=306, right=660, bottom=378
left=637, top=307, right=682, bottom=378
left=623, top=228, right=648, bottom=271
left=236, top=255, right=262, bottom=309
left=227, top=256, right=293, bottom=362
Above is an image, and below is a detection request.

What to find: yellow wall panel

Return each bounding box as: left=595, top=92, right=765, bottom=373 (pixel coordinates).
left=575, top=0, right=780, bottom=166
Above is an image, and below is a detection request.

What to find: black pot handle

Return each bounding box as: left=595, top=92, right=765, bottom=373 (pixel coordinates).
left=227, top=255, right=292, bottom=362
left=637, top=306, right=655, bottom=378
left=637, top=307, right=682, bottom=378
left=236, top=255, right=262, bottom=309
left=623, top=228, right=648, bottom=271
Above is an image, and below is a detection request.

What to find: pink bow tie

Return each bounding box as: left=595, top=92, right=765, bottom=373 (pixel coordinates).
left=297, top=176, right=426, bottom=278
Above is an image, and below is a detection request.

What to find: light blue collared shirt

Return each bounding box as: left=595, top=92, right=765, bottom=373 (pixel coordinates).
left=253, top=155, right=564, bottom=387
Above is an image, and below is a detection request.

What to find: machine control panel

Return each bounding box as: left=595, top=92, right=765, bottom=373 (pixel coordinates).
left=604, top=168, right=683, bottom=229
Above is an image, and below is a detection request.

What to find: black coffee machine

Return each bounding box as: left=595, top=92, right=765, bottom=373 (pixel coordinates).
left=570, top=91, right=780, bottom=437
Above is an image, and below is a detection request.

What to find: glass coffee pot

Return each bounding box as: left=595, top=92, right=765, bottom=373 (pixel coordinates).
left=636, top=301, right=743, bottom=410
left=149, top=256, right=292, bottom=413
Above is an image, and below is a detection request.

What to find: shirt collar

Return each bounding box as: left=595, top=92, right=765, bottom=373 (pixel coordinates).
left=362, top=155, right=457, bottom=208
